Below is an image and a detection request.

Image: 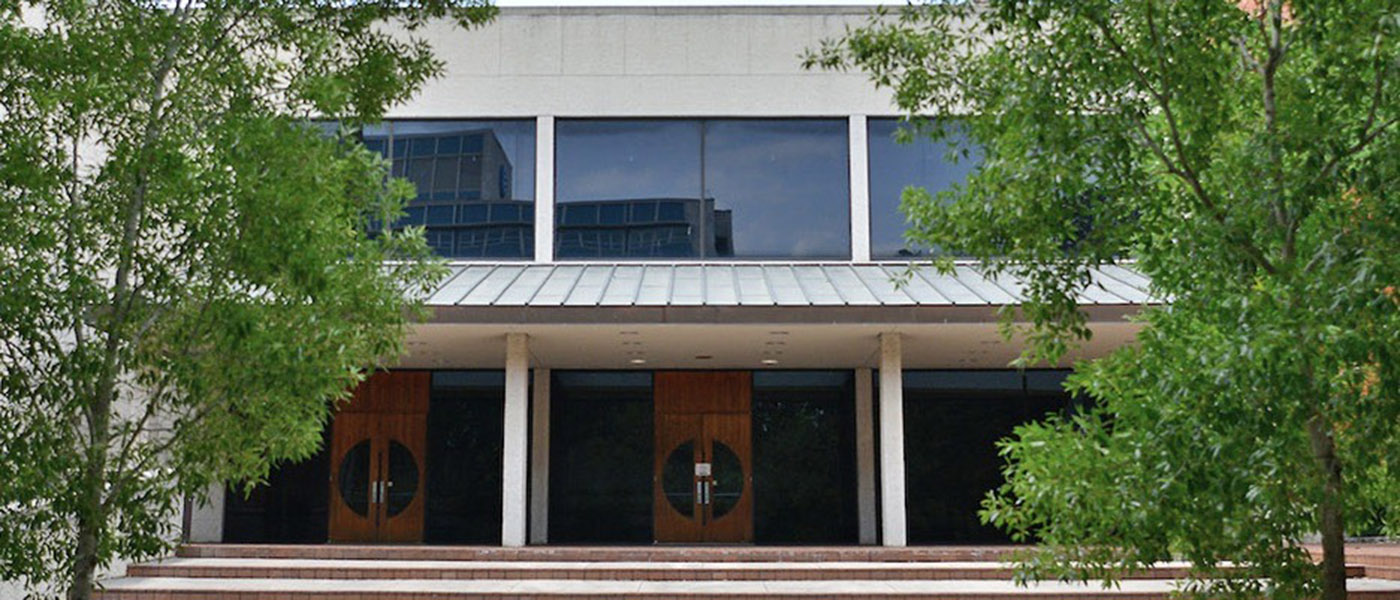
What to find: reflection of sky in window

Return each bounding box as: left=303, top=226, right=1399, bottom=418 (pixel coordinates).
left=704, top=120, right=847, bottom=258
left=555, top=120, right=701, bottom=201
left=867, top=119, right=981, bottom=259
left=555, top=119, right=849, bottom=259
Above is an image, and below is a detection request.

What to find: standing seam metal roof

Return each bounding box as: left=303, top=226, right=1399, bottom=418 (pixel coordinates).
left=420, top=263, right=1156, bottom=308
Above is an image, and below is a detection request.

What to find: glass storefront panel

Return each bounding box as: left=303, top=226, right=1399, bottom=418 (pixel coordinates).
left=222, top=436, right=330, bottom=544
left=902, top=370, right=1073, bottom=544
left=867, top=119, right=981, bottom=259
left=554, top=119, right=849, bottom=260
left=364, top=120, right=536, bottom=259
left=549, top=371, right=654, bottom=543
left=752, top=371, right=859, bottom=545
left=425, top=371, right=505, bottom=544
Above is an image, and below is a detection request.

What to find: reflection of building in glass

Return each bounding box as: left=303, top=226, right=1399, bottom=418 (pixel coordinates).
left=555, top=198, right=733, bottom=258
left=366, top=128, right=532, bottom=258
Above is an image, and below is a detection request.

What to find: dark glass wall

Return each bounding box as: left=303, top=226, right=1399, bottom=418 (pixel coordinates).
left=752, top=371, right=859, bottom=545
left=867, top=119, right=981, bottom=259
left=554, top=119, right=849, bottom=260
left=222, top=440, right=330, bottom=543
left=548, top=371, right=654, bottom=543
left=425, top=371, right=505, bottom=544
left=902, top=370, right=1073, bottom=544
left=364, top=120, right=536, bottom=259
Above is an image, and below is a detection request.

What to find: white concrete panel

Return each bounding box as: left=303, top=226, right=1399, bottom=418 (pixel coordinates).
left=399, top=75, right=896, bottom=117
left=685, top=15, right=750, bottom=74
left=747, top=15, right=815, bottom=75
left=623, top=15, right=694, bottom=76
left=497, top=13, right=564, bottom=76
left=562, top=15, right=627, bottom=75
left=429, top=18, right=502, bottom=77
left=391, top=7, right=901, bottom=118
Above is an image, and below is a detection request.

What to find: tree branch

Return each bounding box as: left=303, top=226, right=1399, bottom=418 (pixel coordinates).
left=1089, top=10, right=1279, bottom=276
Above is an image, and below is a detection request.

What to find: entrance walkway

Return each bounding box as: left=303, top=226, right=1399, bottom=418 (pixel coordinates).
left=96, top=544, right=1400, bottom=599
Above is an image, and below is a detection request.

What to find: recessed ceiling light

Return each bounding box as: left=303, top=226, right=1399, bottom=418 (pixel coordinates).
left=761, top=359, right=779, bottom=365
left=768, top=331, right=789, bottom=336
left=629, top=358, right=647, bottom=365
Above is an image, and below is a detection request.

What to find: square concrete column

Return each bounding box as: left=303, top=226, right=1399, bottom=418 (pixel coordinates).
left=855, top=368, right=877, bottom=545
left=502, top=333, right=530, bottom=547
left=528, top=368, right=551, bottom=545
left=878, top=332, right=907, bottom=546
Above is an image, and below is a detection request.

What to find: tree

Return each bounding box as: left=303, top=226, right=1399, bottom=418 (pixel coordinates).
left=0, top=1, right=494, bottom=598
left=808, top=1, right=1398, bottom=598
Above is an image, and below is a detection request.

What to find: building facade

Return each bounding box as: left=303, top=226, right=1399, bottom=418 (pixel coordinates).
left=192, top=6, right=1150, bottom=549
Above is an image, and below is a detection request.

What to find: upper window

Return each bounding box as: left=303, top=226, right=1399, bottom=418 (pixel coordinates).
left=867, top=119, right=981, bottom=260
left=365, top=120, right=536, bottom=259
left=555, top=119, right=850, bottom=260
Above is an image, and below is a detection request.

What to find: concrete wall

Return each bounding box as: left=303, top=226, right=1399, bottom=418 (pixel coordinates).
left=390, top=6, right=899, bottom=118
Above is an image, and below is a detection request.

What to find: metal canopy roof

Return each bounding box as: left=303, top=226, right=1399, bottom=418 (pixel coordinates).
left=422, top=263, right=1154, bottom=308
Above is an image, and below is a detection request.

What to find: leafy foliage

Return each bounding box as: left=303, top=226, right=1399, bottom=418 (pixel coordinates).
left=0, top=0, right=494, bottom=597
left=809, top=1, right=1399, bottom=598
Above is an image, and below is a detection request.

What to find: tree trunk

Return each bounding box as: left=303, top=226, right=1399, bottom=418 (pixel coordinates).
left=67, top=389, right=112, bottom=600
left=1307, top=416, right=1347, bottom=600
left=67, top=508, right=100, bottom=600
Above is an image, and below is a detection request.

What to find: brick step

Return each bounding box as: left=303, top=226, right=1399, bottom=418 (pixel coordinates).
left=1353, top=555, right=1400, bottom=569
left=177, top=543, right=1023, bottom=562
left=1365, top=565, right=1400, bottom=581
left=91, top=577, right=1400, bottom=599
left=1310, top=545, right=1400, bottom=570
left=128, top=557, right=1250, bottom=581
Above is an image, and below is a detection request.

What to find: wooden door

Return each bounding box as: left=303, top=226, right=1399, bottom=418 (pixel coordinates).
left=653, top=372, right=753, bottom=544
left=328, top=371, right=429, bottom=543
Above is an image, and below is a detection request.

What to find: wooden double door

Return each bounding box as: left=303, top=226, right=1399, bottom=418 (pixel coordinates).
left=653, top=371, right=754, bottom=543
left=328, top=371, right=429, bottom=543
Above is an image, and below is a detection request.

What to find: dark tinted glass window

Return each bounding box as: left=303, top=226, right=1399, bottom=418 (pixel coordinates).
left=425, top=371, right=504, bottom=544
left=223, top=432, right=330, bottom=543
left=364, top=121, right=535, bottom=259
left=555, top=120, right=703, bottom=259
left=901, top=370, right=1072, bottom=544
left=867, top=119, right=981, bottom=259
left=752, top=371, right=858, bottom=544
left=549, top=371, right=653, bottom=543
left=555, top=119, right=849, bottom=260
